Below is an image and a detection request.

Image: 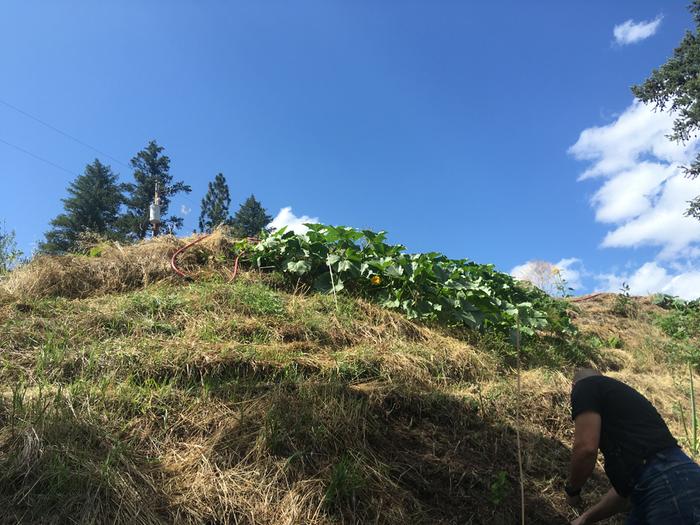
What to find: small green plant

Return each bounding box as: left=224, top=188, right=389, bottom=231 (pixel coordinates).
left=324, top=454, right=366, bottom=509
left=552, top=269, right=574, bottom=298
left=612, top=282, right=638, bottom=318
left=0, top=222, right=23, bottom=274
left=489, top=470, right=511, bottom=505
left=606, top=335, right=623, bottom=349
left=588, top=336, right=603, bottom=349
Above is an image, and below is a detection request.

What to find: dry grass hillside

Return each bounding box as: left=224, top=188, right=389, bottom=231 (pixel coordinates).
left=0, top=235, right=697, bottom=524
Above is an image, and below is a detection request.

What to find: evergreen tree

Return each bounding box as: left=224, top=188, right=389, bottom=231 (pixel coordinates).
left=120, top=140, right=191, bottom=238
left=40, top=159, right=124, bottom=253
left=632, top=1, right=700, bottom=219
left=198, top=173, right=231, bottom=232
left=230, top=195, right=272, bottom=237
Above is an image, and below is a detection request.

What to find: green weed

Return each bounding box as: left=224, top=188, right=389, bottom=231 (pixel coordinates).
left=489, top=470, right=511, bottom=505
left=324, top=453, right=366, bottom=509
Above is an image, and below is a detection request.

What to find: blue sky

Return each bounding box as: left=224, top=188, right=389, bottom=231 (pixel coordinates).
left=2, top=1, right=700, bottom=297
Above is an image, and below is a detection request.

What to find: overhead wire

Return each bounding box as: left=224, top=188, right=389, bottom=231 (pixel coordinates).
left=0, top=136, right=80, bottom=177
left=0, top=97, right=131, bottom=169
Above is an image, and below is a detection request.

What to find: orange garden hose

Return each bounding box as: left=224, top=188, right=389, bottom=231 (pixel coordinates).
left=570, top=292, right=606, bottom=303
left=170, top=234, right=211, bottom=278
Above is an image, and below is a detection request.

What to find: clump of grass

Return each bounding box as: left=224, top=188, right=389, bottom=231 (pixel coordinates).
left=323, top=453, right=367, bottom=509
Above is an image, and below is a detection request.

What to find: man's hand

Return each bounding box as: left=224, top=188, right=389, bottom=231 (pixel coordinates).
left=570, top=514, right=589, bottom=525
left=568, top=488, right=629, bottom=524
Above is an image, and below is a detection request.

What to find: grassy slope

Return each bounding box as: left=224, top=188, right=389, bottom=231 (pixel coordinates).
left=0, top=244, right=698, bottom=524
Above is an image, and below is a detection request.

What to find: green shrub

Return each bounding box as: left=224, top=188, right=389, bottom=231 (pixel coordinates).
left=657, top=308, right=700, bottom=341
left=611, top=283, right=639, bottom=318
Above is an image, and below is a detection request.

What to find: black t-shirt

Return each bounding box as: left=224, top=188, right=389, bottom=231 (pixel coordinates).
left=570, top=375, right=678, bottom=497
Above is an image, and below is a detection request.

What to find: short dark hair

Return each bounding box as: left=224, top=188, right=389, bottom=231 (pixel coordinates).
left=573, top=367, right=602, bottom=384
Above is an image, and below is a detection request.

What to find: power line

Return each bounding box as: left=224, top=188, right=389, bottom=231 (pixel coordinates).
left=0, top=97, right=131, bottom=169
left=0, top=136, right=80, bottom=177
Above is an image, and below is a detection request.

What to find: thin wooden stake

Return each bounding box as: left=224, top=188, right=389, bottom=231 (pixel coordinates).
left=691, top=363, right=698, bottom=456
left=327, top=262, right=339, bottom=312
left=515, top=316, right=525, bottom=524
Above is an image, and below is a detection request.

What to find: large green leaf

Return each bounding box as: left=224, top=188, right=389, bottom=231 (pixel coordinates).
left=286, top=260, right=312, bottom=275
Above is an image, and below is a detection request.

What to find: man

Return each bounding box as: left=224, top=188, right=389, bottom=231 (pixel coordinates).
left=565, top=368, right=700, bottom=524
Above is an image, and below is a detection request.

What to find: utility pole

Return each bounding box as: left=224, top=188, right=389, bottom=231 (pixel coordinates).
left=149, top=181, right=162, bottom=237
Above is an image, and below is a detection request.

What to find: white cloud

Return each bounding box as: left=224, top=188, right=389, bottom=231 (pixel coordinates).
left=569, top=100, right=685, bottom=181
left=180, top=204, right=192, bottom=216
left=268, top=206, right=319, bottom=234
left=595, top=262, right=700, bottom=299
left=613, top=16, right=662, bottom=46
left=566, top=98, right=700, bottom=299
left=569, top=99, right=700, bottom=260
left=570, top=99, right=700, bottom=299
left=511, top=258, right=585, bottom=294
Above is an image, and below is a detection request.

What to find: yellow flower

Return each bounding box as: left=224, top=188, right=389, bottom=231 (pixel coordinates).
left=551, top=267, right=560, bottom=275
left=371, top=275, right=382, bottom=285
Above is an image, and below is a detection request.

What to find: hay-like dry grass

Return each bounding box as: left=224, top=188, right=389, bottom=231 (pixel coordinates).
left=1, top=229, right=236, bottom=300
left=0, top=238, right=698, bottom=524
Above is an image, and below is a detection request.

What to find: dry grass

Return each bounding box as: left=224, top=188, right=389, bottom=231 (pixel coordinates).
left=0, top=245, right=698, bottom=524
left=573, top=293, right=680, bottom=372
left=1, top=229, right=236, bottom=300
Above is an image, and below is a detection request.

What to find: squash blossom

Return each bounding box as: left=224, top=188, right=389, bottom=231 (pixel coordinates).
left=371, top=275, right=381, bottom=285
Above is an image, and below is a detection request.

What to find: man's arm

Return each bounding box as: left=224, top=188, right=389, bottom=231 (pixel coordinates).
left=571, top=488, right=630, bottom=525
left=567, top=411, right=601, bottom=491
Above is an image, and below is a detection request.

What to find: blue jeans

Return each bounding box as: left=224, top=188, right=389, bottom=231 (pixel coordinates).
left=625, top=447, right=700, bottom=524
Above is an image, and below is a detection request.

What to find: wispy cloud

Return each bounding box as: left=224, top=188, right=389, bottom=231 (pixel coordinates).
left=268, top=206, right=319, bottom=234
left=613, top=16, right=662, bottom=46
left=569, top=99, right=700, bottom=299
left=180, top=204, right=192, bottom=216
left=595, top=262, right=700, bottom=299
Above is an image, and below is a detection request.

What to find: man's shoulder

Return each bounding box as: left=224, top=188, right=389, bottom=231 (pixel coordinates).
left=573, top=375, right=608, bottom=393
left=574, top=375, right=626, bottom=392
left=571, top=376, right=606, bottom=419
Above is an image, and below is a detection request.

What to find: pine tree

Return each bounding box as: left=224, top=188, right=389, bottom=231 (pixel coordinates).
left=230, top=195, right=272, bottom=237
left=632, top=1, right=700, bottom=219
left=198, top=173, right=232, bottom=232
left=120, top=140, right=191, bottom=238
left=40, top=159, right=124, bottom=253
